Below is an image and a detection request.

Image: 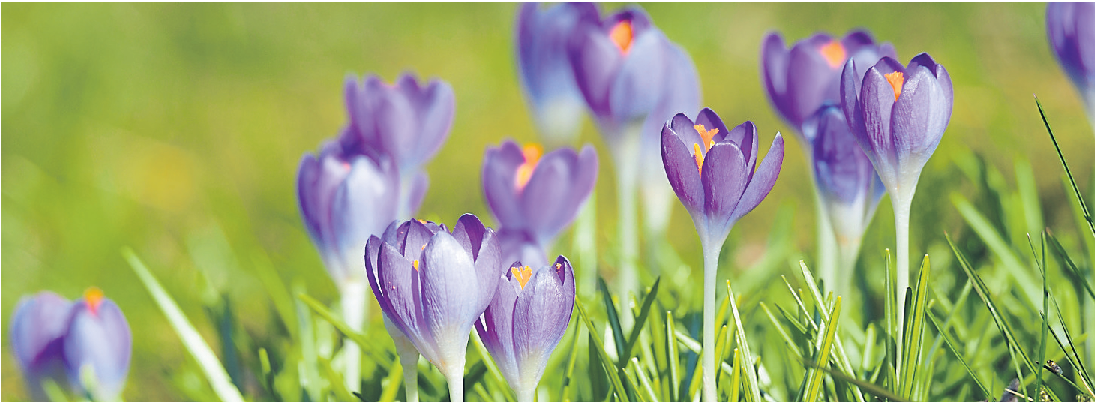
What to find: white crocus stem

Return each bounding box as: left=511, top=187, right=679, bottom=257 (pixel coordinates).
left=701, top=239, right=720, bottom=403
left=396, top=172, right=417, bottom=221
left=444, top=366, right=466, bottom=403
left=891, top=191, right=914, bottom=379
left=397, top=347, right=420, bottom=403
left=837, top=234, right=865, bottom=299
left=339, top=279, right=367, bottom=394
left=815, top=190, right=839, bottom=295
left=609, top=125, right=643, bottom=318
left=517, top=383, right=537, bottom=403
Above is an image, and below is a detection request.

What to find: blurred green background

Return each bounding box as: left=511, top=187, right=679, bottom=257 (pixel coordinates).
left=3, top=3, right=1093, bottom=401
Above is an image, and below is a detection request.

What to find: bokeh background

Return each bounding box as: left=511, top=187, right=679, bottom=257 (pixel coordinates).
left=3, top=3, right=1093, bottom=401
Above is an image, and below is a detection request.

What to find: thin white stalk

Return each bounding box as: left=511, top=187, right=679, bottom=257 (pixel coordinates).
left=339, top=280, right=367, bottom=395
left=815, top=196, right=839, bottom=295
left=701, top=243, right=720, bottom=403
left=396, top=172, right=417, bottom=221
left=445, top=368, right=465, bottom=403
left=399, top=349, right=419, bottom=403
left=517, top=386, right=536, bottom=403
left=891, top=194, right=913, bottom=379
left=836, top=235, right=864, bottom=300
left=610, top=127, right=643, bottom=319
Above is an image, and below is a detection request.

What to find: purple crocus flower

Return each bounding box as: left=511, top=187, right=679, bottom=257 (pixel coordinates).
left=297, top=138, right=400, bottom=286
left=1047, top=2, right=1095, bottom=123
left=839, top=53, right=953, bottom=205
left=11, top=291, right=72, bottom=401
left=364, top=214, right=505, bottom=399
left=496, top=229, right=550, bottom=274
left=660, top=108, right=785, bottom=244
left=62, top=288, right=132, bottom=401
left=762, top=30, right=896, bottom=140
left=804, top=105, right=884, bottom=278
left=516, top=2, right=600, bottom=145
left=475, top=256, right=575, bottom=402
left=481, top=140, right=598, bottom=249
left=341, top=72, right=455, bottom=175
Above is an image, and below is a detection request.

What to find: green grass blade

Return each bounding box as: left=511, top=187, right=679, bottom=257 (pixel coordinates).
left=379, top=359, right=403, bottom=402
left=926, top=309, right=990, bottom=399
left=318, top=356, right=356, bottom=402
left=296, top=293, right=392, bottom=368
left=713, top=325, right=728, bottom=387
left=900, top=255, right=930, bottom=399
left=803, top=360, right=907, bottom=402
left=666, top=312, right=680, bottom=403
left=1046, top=230, right=1095, bottom=301
left=630, top=358, right=658, bottom=402
left=760, top=302, right=803, bottom=360
left=804, top=296, right=842, bottom=402
left=952, top=193, right=1040, bottom=308
left=123, top=247, right=244, bottom=402
left=576, top=297, right=629, bottom=401
left=624, top=276, right=661, bottom=364
left=598, top=277, right=629, bottom=365
left=1035, top=96, right=1095, bottom=240
left=1049, top=294, right=1095, bottom=396
left=1035, top=232, right=1049, bottom=400
left=725, top=282, right=761, bottom=402
left=562, top=324, right=583, bottom=401
left=471, top=329, right=517, bottom=402
left=729, top=348, right=741, bottom=403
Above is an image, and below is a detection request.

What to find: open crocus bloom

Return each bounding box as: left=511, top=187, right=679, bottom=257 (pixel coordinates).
left=364, top=214, right=505, bottom=381
left=839, top=53, right=953, bottom=203
left=660, top=108, right=784, bottom=244
left=475, top=256, right=575, bottom=402
left=481, top=140, right=598, bottom=249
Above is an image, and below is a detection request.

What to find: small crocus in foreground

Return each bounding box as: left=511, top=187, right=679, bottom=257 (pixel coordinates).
left=840, top=53, right=952, bottom=341
left=482, top=139, right=598, bottom=250
left=475, top=256, right=575, bottom=402
left=365, top=214, right=505, bottom=403
left=11, top=289, right=131, bottom=401
left=803, top=105, right=885, bottom=294
left=516, top=2, right=599, bottom=146
left=661, top=108, right=784, bottom=402
left=1046, top=2, right=1095, bottom=134
left=341, top=71, right=454, bottom=218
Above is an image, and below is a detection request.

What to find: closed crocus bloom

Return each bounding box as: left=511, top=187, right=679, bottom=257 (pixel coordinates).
left=297, top=139, right=400, bottom=285
left=341, top=72, right=455, bottom=175
left=840, top=54, right=952, bottom=205
left=516, top=2, right=600, bottom=145
left=762, top=30, right=896, bottom=137
left=365, top=214, right=505, bottom=402
left=805, top=105, right=884, bottom=290
left=11, top=292, right=72, bottom=401
left=475, top=256, right=575, bottom=402
left=661, top=109, right=785, bottom=244
left=482, top=140, right=598, bottom=249
left=1047, top=2, right=1095, bottom=128
left=62, top=288, right=131, bottom=401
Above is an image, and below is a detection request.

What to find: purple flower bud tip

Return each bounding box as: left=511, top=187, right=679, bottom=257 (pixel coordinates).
left=341, top=71, right=455, bottom=174
left=11, top=289, right=131, bottom=401
left=475, top=255, right=575, bottom=398
left=365, top=214, right=506, bottom=377
left=661, top=108, right=785, bottom=244
left=1046, top=3, right=1095, bottom=108
left=805, top=105, right=884, bottom=240
left=761, top=29, right=896, bottom=141
left=482, top=139, right=598, bottom=249
left=840, top=53, right=953, bottom=203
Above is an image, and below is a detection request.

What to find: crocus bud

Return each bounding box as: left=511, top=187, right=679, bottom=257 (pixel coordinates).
left=661, top=108, right=785, bottom=244
left=62, top=288, right=131, bottom=401
left=516, top=2, right=600, bottom=145
left=364, top=214, right=505, bottom=383
left=475, top=256, right=575, bottom=402
left=341, top=72, right=455, bottom=175
left=840, top=53, right=953, bottom=205
left=10, top=292, right=72, bottom=401
left=1046, top=2, right=1095, bottom=123
left=762, top=30, right=896, bottom=140
left=297, top=139, right=400, bottom=285
left=481, top=140, right=598, bottom=249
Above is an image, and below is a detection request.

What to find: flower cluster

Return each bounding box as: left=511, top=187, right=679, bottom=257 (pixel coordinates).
left=10, top=289, right=131, bottom=401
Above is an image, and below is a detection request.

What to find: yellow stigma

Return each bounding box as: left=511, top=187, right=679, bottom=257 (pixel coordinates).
left=609, top=20, right=634, bottom=54
left=884, top=71, right=904, bottom=101
left=513, top=143, right=543, bottom=191
left=819, top=40, right=846, bottom=68
left=413, top=259, right=420, bottom=271
left=511, top=265, right=533, bottom=289
left=84, top=287, right=104, bottom=314
left=692, top=124, right=719, bottom=174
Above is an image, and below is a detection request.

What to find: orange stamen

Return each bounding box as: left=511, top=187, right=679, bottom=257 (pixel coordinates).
left=413, top=259, right=420, bottom=271
left=513, top=143, right=543, bottom=191
left=884, top=71, right=905, bottom=101
left=691, top=124, right=719, bottom=174
left=84, top=287, right=104, bottom=315
left=693, top=143, right=705, bottom=174
left=511, top=266, right=533, bottom=289
left=819, top=40, right=847, bottom=68
left=609, top=20, right=634, bottom=54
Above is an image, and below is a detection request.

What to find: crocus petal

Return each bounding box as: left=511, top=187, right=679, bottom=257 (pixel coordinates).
left=661, top=120, right=704, bottom=214
left=722, top=120, right=758, bottom=174
left=731, top=133, right=785, bottom=224
left=840, top=59, right=863, bottom=140
left=402, top=75, right=456, bottom=168
left=701, top=142, right=748, bottom=231
left=11, top=292, right=71, bottom=373
left=482, top=141, right=528, bottom=229
left=521, top=149, right=580, bottom=242
left=512, top=256, right=576, bottom=393
left=761, top=32, right=790, bottom=116
left=63, top=299, right=131, bottom=401
left=378, top=242, right=424, bottom=346
left=569, top=26, right=623, bottom=117
left=330, top=156, right=399, bottom=281
left=890, top=63, right=951, bottom=177
left=402, top=219, right=436, bottom=260
left=607, top=31, right=668, bottom=123
left=419, top=231, right=480, bottom=370
left=474, top=269, right=521, bottom=386
left=858, top=65, right=900, bottom=173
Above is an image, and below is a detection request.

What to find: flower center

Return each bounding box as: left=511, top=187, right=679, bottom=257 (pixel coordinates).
left=609, top=20, right=633, bottom=55
left=692, top=124, right=719, bottom=173
left=84, top=287, right=104, bottom=315
left=513, top=143, right=543, bottom=192
left=819, top=40, right=846, bottom=68
left=511, top=265, right=533, bottom=289
left=884, top=71, right=904, bottom=101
